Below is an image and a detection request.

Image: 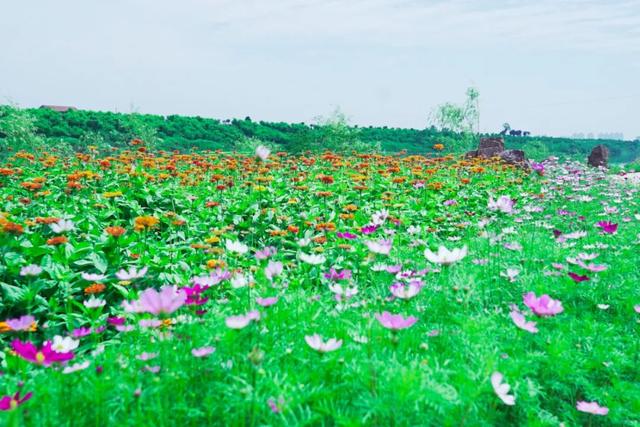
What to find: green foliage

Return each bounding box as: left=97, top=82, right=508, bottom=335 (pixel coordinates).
left=0, top=105, right=46, bottom=157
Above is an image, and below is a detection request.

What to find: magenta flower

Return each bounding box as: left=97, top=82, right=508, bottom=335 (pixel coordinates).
left=531, top=162, right=545, bottom=175
left=375, top=311, right=418, bottom=330
left=360, top=225, right=378, bottom=235
left=256, top=297, right=279, bottom=307
left=5, top=315, right=35, bottom=331
left=324, top=268, right=352, bottom=281
left=509, top=310, right=538, bottom=334
left=0, top=391, right=32, bottom=411
left=523, top=292, right=564, bottom=317
left=72, top=327, right=92, bottom=338
left=192, top=346, right=216, bottom=357
left=181, top=284, right=209, bottom=305
left=11, top=339, right=74, bottom=366
left=596, top=221, right=618, bottom=234
left=337, top=231, right=357, bottom=240
left=304, top=334, right=343, bottom=352
left=107, top=316, right=125, bottom=326
left=576, top=401, right=608, bottom=416
left=126, top=286, right=187, bottom=315
left=568, top=272, right=590, bottom=283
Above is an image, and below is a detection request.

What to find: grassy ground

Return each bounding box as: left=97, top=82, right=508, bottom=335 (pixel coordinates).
left=0, top=146, right=638, bottom=426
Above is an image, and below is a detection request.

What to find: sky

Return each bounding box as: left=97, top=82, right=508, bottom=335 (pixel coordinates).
left=1, top=0, right=639, bottom=138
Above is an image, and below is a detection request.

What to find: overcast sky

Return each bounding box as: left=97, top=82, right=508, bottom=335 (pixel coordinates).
left=1, top=0, right=639, bottom=138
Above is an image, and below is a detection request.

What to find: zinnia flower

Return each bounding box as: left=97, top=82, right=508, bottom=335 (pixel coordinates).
left=304, top=334, right=342, bottom=352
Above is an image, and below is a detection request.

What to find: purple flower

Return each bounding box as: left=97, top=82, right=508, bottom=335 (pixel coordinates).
left=5, top=315, right=35, bottom=331
left=72, top=327, right=92, bottom=338
left=443, top=199, right=457, bottom=206
left=530, top=162, right=545, bottom=175
left=324, top=268, right=352, bottom=281
left=523, top=292, right=564, bottom=317
left=375, top=311, right=418, bottom=330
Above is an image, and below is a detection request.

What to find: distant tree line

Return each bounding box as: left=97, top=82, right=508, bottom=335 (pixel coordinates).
left=1, top=105, right=639, bottom=163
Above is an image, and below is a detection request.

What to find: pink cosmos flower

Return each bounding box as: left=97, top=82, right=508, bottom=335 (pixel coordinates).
left=389, top=280, right=423, bottom=300
left=576, top=261, right=607, bottom=272
left=576, top=401, right=608, bottom=415
left=365, top=239, right=392, bottom=255
left=5, top=315, right=35, bottom=331
left=255, top=246, right=277, bottom=260
left=192, top=268, right=231, bottom=287
left=375, top=311, right=418, bottom=330
left=488, top=195, right=515, bottom=214
left=225, top=311, right=260, bottom=329
left=509, top=311, right=538, bottom=333
left=304, top=334, right=343, bottom=352
left=265, top=261, right=283, bottom=281
left=491, top=372, right=515, bottom=405
left=11, top=339, right=74, bottom=366
left=568, top=272, right=590, bottom=283
left=634, top=305, right=640, bottom=314
left=126, top=286, right=186, bottom=315
left=523, top=292, right=564, bottom=317
left=192, top=346, right=216, bottom=357
left=256, top=297, right=279, bottom=307
left=0, top=391, right=32, bottom=411
left=136, top=352, right=158, bottom=361
left=595, top=221, right=617, bottom=234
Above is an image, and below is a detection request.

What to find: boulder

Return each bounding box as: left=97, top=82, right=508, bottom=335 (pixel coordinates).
left=499, top=149, right=527, bottom=167
left=476, top=137, right=504, bottom=158
left=587, top=145, right=609, bottom=168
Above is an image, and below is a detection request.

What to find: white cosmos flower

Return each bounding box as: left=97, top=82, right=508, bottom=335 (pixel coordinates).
left=304, top=334, right=342, bottom=353
left=115, top=266, right=148, bottom=281
left=225, top=240, right=249, bottom=255
left=81, top=272, right=106, bottom=281
left=299, top=253, right=326, bottom=265
left=230, top=273, right=252, bottom=289
left=50, top=219, right=75, bottom=234
left=20, top=264, right=43, bottom=277
left=491, top=372, right=516, bottom=406
left=63, top=361, right=90, bottom=374
left=255, top=145, right=270, bottom=161
left=83, top=296, right=106, bottom=309
left=51, top=335, right=79, bottom=353
left=423, top=245, right=467, bottom=265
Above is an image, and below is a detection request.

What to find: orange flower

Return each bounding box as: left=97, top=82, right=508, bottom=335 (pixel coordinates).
left=433, top=143, right=444, bottom=151
left=47, top=236, right=68, bottom=245
left=0, top=321, right=10, bottom=333
left=287, top=225, right=299, bottom=233
left=105, top=226, right=126, bottom=237
left=134, top=216, right=159, bottom=230
left=84, top=283, right=106, bottom=295
left=206, top=259, right=226, bottom=269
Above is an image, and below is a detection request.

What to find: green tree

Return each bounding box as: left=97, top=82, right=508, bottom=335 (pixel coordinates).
left=0, top=105, right=45, bottom=157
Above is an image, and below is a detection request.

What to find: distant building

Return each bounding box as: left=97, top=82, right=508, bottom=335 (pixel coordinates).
left=39, top=105, right=77, bottom=112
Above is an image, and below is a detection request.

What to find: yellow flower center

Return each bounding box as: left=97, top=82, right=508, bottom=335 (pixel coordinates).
left=36, top=351, right=45, bottom=364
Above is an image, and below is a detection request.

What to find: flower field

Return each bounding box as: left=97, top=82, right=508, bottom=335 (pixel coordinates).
left=0, top=144, right=639, bottom=426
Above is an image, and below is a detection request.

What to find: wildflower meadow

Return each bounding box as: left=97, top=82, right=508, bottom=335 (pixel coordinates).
left=0, top=143, right=639, bottom=426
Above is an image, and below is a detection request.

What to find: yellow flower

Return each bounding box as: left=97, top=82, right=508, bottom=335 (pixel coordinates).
left=103, top=191, right=123, bottom=198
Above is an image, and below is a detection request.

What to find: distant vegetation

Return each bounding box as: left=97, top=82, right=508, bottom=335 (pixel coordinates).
left=1, top=105, right=639, bottom=163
